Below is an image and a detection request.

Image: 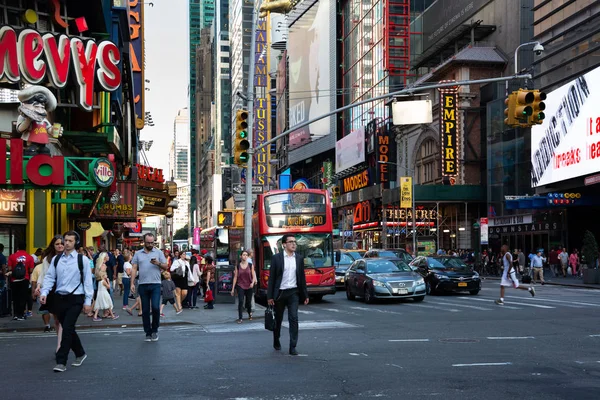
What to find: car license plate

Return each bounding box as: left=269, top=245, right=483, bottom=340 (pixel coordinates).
left=340, top=278, right=344, bottom=283
left=398, top=288, right=408, bottom=295
left=458, top=282, right=468, bottom=287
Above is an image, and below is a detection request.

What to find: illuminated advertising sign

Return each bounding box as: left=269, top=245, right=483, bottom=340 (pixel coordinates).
left=288, top=0, right=335, bottom=146
left=341, top=169, right=370, bottom=194
left=531, top=65, right=599, bottom=187
left=254, top=18, right=270, bottom=185
left=0, top=189, right=26, bottom=219
left=129, top=0, right=145, bottom=129
left=94, top=180, right=137, bottom=220
left=439, top=84, right=459, bottom=177
left=376, top=123, right=396, bottom=187
left=0, top=25, right=121, bottom=111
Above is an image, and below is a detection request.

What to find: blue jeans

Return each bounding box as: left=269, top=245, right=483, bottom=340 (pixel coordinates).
left=138, top=283, right=161, bottom=335
left=122, top=277, right=131, bottom=307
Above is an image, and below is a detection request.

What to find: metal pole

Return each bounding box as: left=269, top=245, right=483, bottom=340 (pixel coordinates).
left=436, top=202, right=440, bottom=251
left=514, top=42, right=541, bottom=75
left=255, top=74, right=532, bottom=152
left=243, top=2, right=261, bottom=251
left=412, top=176, right=416, bottom=256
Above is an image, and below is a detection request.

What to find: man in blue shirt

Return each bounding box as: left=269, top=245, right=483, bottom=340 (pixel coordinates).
left=41, top=231, right=93, bottom=373
left=130, top=233, right=168, bottom=342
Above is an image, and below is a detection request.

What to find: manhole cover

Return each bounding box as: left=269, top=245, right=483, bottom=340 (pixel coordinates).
left=439, top=338, right=480, bottom=343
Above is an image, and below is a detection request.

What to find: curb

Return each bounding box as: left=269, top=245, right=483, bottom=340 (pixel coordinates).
left=482, top=276, right=600, bottom=290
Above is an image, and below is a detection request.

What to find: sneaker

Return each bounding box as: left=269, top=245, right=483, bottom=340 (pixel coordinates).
left=44, top=326, right=51, bottom=333
left=529, top=287, right=536, bottom=297
left=122, top=306, right=128, bottom=310
left=71, top=354, right=87, bottom=367
left=145, top=335, right=152, bottom=342
left=151, top=333, right=159, bottom=342
left=53, top=364, right=67, bottom=373
left=160, top=313, right=166, bottom=317
left=176, top=309, right=183, bottom=315
left=12, top=316, right=18, bottom=321
left=495, top=299, right=504, bottom=305
left=16, top=317, right=25, bottom=321
left=26, top=312, right=33, bottom=317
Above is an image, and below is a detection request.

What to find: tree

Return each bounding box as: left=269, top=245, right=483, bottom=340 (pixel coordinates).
left=173, top=224, right=189, bottom=240
left=582, top=230, right=598, bottom=269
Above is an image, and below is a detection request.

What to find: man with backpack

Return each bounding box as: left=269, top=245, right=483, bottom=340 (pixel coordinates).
left=7, top=243, right=35, bottom=321
left=40, top=231, right=93, bottom=373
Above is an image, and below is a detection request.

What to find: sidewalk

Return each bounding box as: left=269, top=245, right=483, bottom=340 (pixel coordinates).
left=483, top=274, right=600, bottom=289
left=0, top=291, right=265, bottom=333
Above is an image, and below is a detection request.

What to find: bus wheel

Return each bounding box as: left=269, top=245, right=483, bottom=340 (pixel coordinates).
left=311, top=295, right=323, bottom=302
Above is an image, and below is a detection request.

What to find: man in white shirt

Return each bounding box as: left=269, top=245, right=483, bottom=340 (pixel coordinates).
left=267, top=234, right=309, bottom=356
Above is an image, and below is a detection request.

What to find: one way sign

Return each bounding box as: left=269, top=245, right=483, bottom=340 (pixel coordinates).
left=233, top=184, right=264, bottom=195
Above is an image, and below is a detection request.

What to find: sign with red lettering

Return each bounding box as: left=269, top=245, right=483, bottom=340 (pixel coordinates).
left=0, top=25, right=121, bottom=111
left=136, top=164, right=164, bottom=183
left=376, top=122, right=396, bottom=188
left=91, top=158, right=115, bottom=188
left=0, top=139, right=64, bottom=186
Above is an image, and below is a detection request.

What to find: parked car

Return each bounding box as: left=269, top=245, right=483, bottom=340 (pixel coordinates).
left=345, top=257, right=426, bottom=303
left=410, top=256, right=481, bottom=295
left=363, top=249, right=413, bottom=264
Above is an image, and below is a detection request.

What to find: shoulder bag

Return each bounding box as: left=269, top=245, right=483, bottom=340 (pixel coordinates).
left=264, top=305, right=275, bottom=331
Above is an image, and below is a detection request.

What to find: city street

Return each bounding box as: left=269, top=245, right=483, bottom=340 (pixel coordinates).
left=3, top=283, right=600, bottom=399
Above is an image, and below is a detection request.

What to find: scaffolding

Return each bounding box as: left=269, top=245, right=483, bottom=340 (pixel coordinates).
left=385, top=0, right=410, bottom=85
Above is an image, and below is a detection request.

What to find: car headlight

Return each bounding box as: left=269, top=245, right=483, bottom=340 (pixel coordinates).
left=372, top=280, right=386, bottom=287
left=415, top=278, right=425, bottom=285
left=435, top=274, right=450, bottom=280
left=472, top=273, right=480, bottom=279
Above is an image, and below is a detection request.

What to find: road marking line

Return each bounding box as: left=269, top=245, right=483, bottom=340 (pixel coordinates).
left=588, top=334, right=600, bottom=337
left=323, top=308, right=359, bottom=315
left=487, top=336, right=535, bottom=340
left=386, top=363, right=403, bottom=369
left=298, top=310, right=315, bottom=314
left=282, top=320, right=360, bottom=330
left=452, top=362, right=512, bottom=367
left=459, top=297, right=521, bottom=309
left=349, top=306, right=402, bottom=315
left=504, top=295, right=600, bottom=308
left=427, top=301, right=492, bottom=311
left=389, top=339, right=430, bottom=342
left=411, top=303, right=461, bottom=312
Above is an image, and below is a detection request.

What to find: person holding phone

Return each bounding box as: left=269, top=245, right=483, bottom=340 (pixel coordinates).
left=130, top=233, right=168, bottom=342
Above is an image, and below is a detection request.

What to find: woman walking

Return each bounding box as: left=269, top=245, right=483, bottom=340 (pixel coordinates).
left=93, top=262, right=119, bottom=321
left=230, top=250, right=257, bottom=323
left=204, top=256, right=216, bottom=309
left=570, top=249, right=580, bottom=277
left=170, top=251, right=189, bottom=312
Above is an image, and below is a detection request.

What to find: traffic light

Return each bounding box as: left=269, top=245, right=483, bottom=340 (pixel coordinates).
left=504, top=93, right=517, bottom=126
left=217, top=211, right=233, bottom=226
left=514, top=89, right=534, bottom=123
left=529, top=90, right=547, bottom=125
left=234, top=110, right=250, bottom=166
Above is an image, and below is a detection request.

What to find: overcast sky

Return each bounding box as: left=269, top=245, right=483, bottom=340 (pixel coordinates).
left=142, top=1, right=189, bottom=173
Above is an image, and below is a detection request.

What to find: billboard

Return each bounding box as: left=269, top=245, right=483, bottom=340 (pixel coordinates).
left=129, top=0, right=145, bottom=129
left=288, top=0, right=335, bottom=148
left=531, top=66, right=597, bottom=187
left=336, top=127, right=365, bottom=173
left=276, top=50, right=287, bottom=138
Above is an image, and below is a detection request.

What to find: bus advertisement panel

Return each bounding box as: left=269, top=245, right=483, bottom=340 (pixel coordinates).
left=253, top=189, right=336, bottom=300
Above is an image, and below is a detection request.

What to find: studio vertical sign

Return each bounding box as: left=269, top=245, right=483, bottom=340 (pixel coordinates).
left=439, top=82, right=459, bottom=178
left=129, top=0, right=145, bottom=129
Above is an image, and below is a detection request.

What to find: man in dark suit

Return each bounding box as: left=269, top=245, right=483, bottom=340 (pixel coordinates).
left=267, top=234, right=309, bottom=356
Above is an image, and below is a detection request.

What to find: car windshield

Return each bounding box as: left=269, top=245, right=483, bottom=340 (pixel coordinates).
left=366, top=260, right=412, bottom=274
left=376, top=251, right=398, bottom=258
left=427, top=257, right=470, bottom=271
left=347, top=251, right=365, bottom=260
left=338, top=253, right=355, bottom=265
left=263, top=234, right=333, bottom=269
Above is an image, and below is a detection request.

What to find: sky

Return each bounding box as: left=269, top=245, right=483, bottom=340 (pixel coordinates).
left=141, top=1, right=189, bottom=174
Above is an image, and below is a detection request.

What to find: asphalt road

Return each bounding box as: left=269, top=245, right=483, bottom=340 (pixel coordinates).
left=3, top=283, right=600, bottom=399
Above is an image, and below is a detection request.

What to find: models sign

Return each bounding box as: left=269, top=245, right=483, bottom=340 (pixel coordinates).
left=0, top=26, right=121, bottom=111
left=531, top=66, right=598, bottom=187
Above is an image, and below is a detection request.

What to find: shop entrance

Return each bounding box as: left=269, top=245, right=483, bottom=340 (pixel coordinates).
left=500, top=233, right=549, bottom=254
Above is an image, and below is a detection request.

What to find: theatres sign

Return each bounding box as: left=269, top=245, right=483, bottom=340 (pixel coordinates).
left=0, top=25, right=122, bottom=111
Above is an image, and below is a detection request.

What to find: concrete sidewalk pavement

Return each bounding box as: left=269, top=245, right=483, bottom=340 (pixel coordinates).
left=0, top=291, right=265, bottom=333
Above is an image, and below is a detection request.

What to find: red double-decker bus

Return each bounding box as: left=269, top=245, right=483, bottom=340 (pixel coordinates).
left=252, top=189, right=336, bottom=301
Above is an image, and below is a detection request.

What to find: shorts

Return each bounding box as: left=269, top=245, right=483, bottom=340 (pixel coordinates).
left=37, top=298, right=49, bottom=315
left=117, top=273, right=124, bottom=285
left=501, top=271, right=519, bottom=288
left=162, top=298, right=175, bottom=305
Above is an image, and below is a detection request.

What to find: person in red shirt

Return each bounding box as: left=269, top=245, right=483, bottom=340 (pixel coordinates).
left=7, top=243, right=35, bottom=320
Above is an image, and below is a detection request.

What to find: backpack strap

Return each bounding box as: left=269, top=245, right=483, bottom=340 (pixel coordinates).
left=67, top=254, right=85, bottom=295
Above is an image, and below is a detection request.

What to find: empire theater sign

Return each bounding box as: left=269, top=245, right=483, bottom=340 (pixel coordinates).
left=0, top=26, right=122, bottom=111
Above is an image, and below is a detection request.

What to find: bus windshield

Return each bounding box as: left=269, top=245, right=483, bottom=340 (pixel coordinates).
left=264, top=192, right=327, bottom=228
left=262, top=234, right=333, bottom=269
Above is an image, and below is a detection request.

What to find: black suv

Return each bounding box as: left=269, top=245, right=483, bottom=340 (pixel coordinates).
left=410, top=256, right=481, bottom=295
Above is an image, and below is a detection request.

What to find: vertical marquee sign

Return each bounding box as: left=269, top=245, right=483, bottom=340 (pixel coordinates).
left=438, top=81, right=459, bottom=178
left=254, top=17, right=270, bottom=185
left=129, top=0, right=145, bottom=129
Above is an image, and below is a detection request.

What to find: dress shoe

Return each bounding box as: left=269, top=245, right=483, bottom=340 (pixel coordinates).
left=289, top=347, right=298, bottom=356
left=273, top=339, right=281, bottom=351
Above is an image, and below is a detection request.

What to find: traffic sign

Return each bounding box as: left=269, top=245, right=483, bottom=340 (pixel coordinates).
left=217, top=211, right=233, bottom=226
left=233, top=184, right=264, bottom=194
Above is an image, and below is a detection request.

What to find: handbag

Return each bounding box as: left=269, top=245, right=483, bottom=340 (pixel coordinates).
left=187, top=266, right=197, bottom=286
left=264, top=305, right=276, bottom=331
left=172, top=260, right=184, bottom=277
left=204, top=289, right=214, bottom=302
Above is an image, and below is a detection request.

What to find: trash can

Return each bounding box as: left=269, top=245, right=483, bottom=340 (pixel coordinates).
left=215, top=264, right=235, bottom=304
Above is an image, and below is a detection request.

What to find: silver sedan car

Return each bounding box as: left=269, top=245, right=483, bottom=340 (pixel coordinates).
left=345, top=257, right=426, bottom=303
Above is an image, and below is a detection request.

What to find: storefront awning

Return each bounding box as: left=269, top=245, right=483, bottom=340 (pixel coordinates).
left=62, top=125, right=122, bottom=155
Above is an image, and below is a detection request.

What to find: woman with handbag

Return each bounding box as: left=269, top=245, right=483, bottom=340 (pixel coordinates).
left=185, top=255, right=201, bottom=309
left=203, top=256, right=216, bottom=309
left=230, top=250, right=257, bottom=323
left=34, top=235, right=64, bottom=350
left=170, top=251, right=189, bottom=312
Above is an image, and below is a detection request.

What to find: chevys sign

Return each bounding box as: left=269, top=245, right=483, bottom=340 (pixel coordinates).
left=0, top=26, right=121, bottom=111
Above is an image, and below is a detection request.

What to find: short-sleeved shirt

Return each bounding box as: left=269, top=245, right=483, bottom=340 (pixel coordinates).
left=8, top=250, right=35, bottom=282
left=30, top=264, right=43, bottom=283
left=131, top=248, right=166, bottom=285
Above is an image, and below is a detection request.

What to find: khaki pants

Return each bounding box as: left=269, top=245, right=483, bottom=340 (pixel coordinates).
left=533, top=267, right=544, bottom=283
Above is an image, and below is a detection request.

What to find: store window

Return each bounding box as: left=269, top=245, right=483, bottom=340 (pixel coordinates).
left=415, top=138, right=438, bottom=184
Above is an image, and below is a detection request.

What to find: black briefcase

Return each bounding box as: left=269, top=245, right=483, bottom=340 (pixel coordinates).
left=264, top=305, right=275, bottom=331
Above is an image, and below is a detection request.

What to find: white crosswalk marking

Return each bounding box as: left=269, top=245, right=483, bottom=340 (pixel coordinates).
left=459, top=297, right=522, bottom=309
left=411, top=303, right=461, bottom=312
left=504, top=295, right=600, bottom=307
left=427, top=300, right=492, bottom=311
left=459, top=296, right=555, bottom=309
left=349, top=306, right=402, bottom=315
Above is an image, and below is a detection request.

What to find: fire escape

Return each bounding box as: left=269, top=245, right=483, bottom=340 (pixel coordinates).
left=385, top=0, right=410, bottom=86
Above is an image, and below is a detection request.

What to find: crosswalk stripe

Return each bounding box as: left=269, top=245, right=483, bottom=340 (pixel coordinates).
left=459, top=297, right=522, bottom=309
left=464, top=297, right=555, bottom=309
left=322, top=308, right=360, bottom=315
left=281, top=320, right=360, bottom=330
left=411, top=303, right=461, bottom=312
left=349, top=306, right=403, bottom=315
left=504, top=295, right=599, bottom=308
left=427, top=300, right=492, bottom=311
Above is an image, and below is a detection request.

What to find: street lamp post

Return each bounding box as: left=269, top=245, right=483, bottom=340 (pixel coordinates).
left=378, top=161, right=416, bottom=256
left=514, top=41, right=544, bottom=75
